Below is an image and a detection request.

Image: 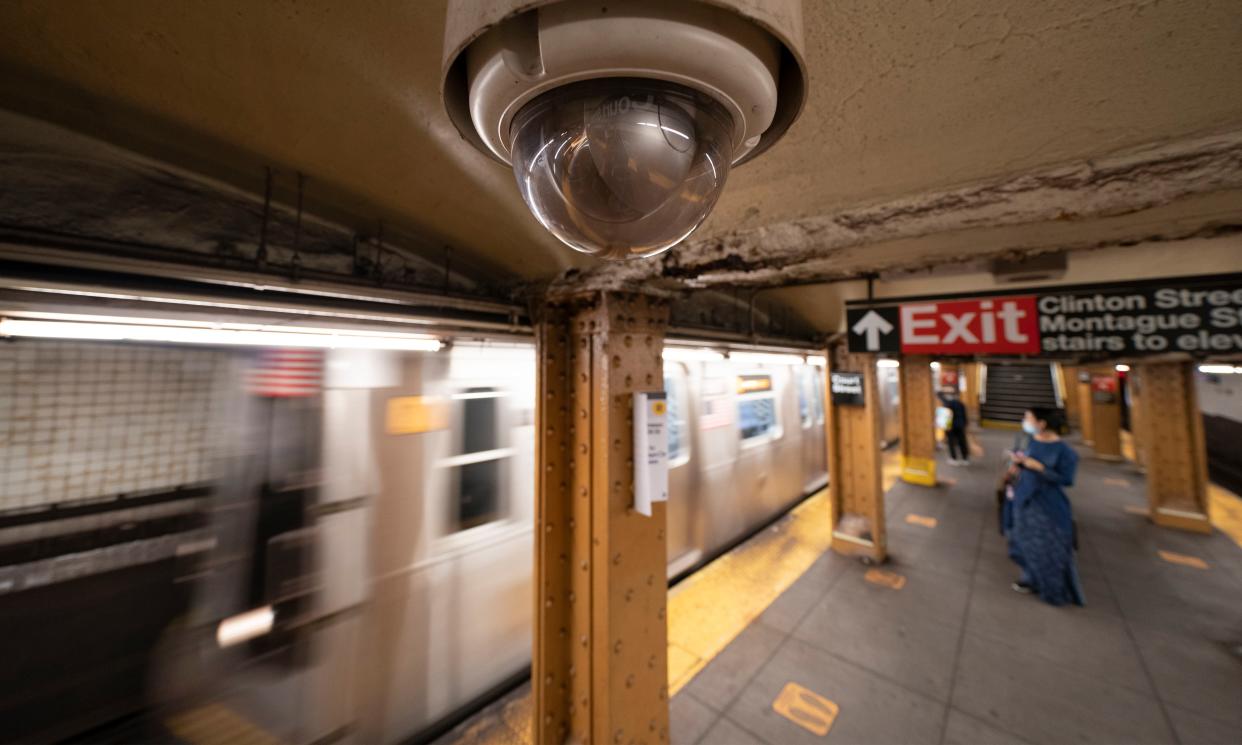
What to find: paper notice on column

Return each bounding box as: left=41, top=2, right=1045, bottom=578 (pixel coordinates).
left=633, top=391, right=669, bottom=517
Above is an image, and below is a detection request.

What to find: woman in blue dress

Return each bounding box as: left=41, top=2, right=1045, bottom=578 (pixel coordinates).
left=1006, top=407, right=1085, bottom=606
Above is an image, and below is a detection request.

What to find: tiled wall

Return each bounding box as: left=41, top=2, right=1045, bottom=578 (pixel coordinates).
left=0, top=341, right=232, bottom=512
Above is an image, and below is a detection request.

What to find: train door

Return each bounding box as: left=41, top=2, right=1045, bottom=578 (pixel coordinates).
left=798, top=366, right=828, bottom=492
left=734, top=370, right=785, bottom=526
left=663, top=364, right=697, bottom=576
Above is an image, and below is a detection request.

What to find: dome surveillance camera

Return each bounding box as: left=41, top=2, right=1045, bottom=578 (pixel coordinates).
left=441, top=0, right=807, bottom=261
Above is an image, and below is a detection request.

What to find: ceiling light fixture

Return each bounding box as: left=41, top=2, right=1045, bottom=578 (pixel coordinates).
left=0, top=316, right=442, bottom=352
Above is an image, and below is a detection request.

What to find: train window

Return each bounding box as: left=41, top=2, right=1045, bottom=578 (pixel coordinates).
left=798, top=369, right=813, bottom=428
left=812, top=368, right=825, bottom=425
left=663, top=370, right=690, bottom=463
left=446, top=387, right=510, bottom=532
left=737, top=374, right=781, bottom=442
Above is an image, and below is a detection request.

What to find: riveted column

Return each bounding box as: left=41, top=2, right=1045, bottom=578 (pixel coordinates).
left=1135, top=361, right=1211, bottom=533
left=898, top=355, right=937, bottom=486
left=1060, top=365, right=1081, bottom=430
left=825, top=343, right=886, bottom=562
left=962, top=362, right=981, bottom=423
left=1126, top=366, right=1146, bottom=469
left=1077, top=368, right=1096, bottom=445
left=1087, top=364, right=1123, bottom=460
left=534, top=292, right=670, bottom=745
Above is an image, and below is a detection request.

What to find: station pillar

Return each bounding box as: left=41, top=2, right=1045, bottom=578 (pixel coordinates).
left=961, top=362, right=981, bottom=423
left=824, top=344, right=886, bottom=561
left=1058, top=364, right=1080, bottom=430
left=898, top=355, right=937, bottom=486
left=1077, top=369, right=1095, bottom=445
left=1087, top=365, right=1123, bottom=460
left=533, top=293, right=670, bottom=745
left=1126, top=366, right=1146, bottom=469
left=1132, top=361, right=1212, bottom=533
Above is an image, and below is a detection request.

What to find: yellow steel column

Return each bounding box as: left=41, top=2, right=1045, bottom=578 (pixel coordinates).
left=1077, top=369, right=1096, bottom=445
left=899, top=355, right=937, bottom=486
left=1127, top=366, right=1146, bottom=469
left=534, top=293, right=670, bottom=745
left=825, top=344, right=886, bottom=562
left=1061, top=364, right=1081, bottom=430
left=1088, top=364, right=1123, bottom=460
left=1136, top=361, right=1212, bottom=533
left=961, top=362, right=981, bottom=423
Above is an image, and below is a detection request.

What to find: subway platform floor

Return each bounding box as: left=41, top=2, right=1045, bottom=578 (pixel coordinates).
left=437, top=429, right=1242, bottom=745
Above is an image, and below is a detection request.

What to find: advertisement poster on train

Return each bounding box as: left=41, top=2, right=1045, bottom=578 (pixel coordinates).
left=633, top=391, right=669, bottom=517
left=845, top=274, right=1242, bottom=358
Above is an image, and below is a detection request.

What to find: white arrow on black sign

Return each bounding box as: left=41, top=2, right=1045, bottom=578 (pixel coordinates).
left=852, top=310, right=895, bottom=352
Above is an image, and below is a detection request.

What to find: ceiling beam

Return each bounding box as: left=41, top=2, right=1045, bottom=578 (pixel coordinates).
left=549, top=130, right=1242, bottom=293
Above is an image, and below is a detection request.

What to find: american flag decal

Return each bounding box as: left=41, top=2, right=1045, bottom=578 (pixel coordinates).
left=248, top=349, right=324, bottom=398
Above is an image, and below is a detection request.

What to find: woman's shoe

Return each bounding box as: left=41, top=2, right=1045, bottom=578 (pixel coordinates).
left=1011, top=581, right=1034, bottom=594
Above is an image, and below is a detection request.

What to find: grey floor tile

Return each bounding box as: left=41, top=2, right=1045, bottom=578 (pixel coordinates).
left=941, top=708, right=1031, bottom=745
left=757, top=556, right=844, bottom=634
left=902, top=534, right=980, bottom=580
left=683, top=620, right=786, bottom=711
left=952, top=632, right=1175, bottom=744
left=696, top=716, right=764, bottom=745
left=792, top=594, right=961, bottom=702
left=827, top=561, right=973, bottom=628
left=1109, top=578, right=1242, bottom=642
left=671, top=692, right=719, bottom=745
left=1166, top=704, right=1242, bottom=745
left=727, top=638, right=945, bottom=745
left=964, top=576, right=1151, bottom=694
left=1132, top=625, right=1242, bottom=727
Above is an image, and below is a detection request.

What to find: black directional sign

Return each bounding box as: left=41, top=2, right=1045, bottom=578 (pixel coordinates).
left=845, top=306, right=900, bottom=353
left=844, top=273, right=1242, bottom=358
left=829, top=372, right=866, bottom=406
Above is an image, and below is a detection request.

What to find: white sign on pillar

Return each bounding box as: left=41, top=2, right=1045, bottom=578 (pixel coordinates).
left=633, top=391, right=670, bottom=517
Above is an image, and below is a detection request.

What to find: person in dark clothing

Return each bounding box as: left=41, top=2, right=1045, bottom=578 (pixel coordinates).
left=938, top=387, right=970, bottom=465
left=1007, top=406, right=1084, bottom=606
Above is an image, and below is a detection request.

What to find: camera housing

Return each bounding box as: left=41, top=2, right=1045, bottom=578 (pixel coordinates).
left=442, top=0, right=807, bottom=260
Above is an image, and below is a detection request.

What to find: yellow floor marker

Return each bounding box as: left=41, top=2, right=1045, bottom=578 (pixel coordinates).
left=905, top=514, right=937, bottom=528
left=1157, top=550, right=1209, bottom=570
left=864, top=568, right=906, bottom=590
left=1123, top=505, right=1149, bottom=516
left=772, top=682, right=839, bottom=737
left=1105, top=477, right=1132, bottom=488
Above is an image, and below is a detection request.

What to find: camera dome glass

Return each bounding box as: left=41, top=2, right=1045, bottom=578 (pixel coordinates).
left=510, top=79, right=734, bottom=260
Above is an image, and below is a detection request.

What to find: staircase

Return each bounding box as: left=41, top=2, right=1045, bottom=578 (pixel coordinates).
left=980, top=363, right=1059, bottom=424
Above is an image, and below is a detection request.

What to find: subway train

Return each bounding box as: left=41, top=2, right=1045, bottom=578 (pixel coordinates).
left=0, top=337, right=906, bottom=744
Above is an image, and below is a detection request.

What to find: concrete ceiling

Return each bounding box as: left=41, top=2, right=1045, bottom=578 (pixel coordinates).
left=0, top=0, right=1240, bottom=330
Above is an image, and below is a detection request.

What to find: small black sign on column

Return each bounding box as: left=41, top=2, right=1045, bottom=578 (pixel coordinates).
left=830, top=371, right=866, bottom=406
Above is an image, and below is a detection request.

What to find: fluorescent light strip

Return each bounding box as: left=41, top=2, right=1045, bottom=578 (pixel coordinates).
left=663, top=347, right=726, bottom=363
left=1115, top=364, right=1131, bottom=372
left=0, top=318, right=441, bottom=351
left=1199, top=364, right=1242, bottom=375
left=876, top=359, right=901, bottom=368
left=728, top=352, right=809, bottom=365
left=807, top=355, right=827, bottom=367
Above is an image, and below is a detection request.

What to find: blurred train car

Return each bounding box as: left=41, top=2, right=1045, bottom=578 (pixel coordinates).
left=0, top=337, right=904, bottom=744
left=339, top=343, right=833, bottom=742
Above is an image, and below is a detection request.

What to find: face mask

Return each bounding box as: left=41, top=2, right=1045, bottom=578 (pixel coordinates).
left=1022, top=421, right=1038, bottom=435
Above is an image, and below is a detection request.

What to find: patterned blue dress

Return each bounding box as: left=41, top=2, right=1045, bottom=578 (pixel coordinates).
left=1008, top=438, right=1085, bottom=606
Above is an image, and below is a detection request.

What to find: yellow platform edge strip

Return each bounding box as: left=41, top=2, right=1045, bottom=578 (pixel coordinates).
left=667, top=487, right=833, bottom=695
